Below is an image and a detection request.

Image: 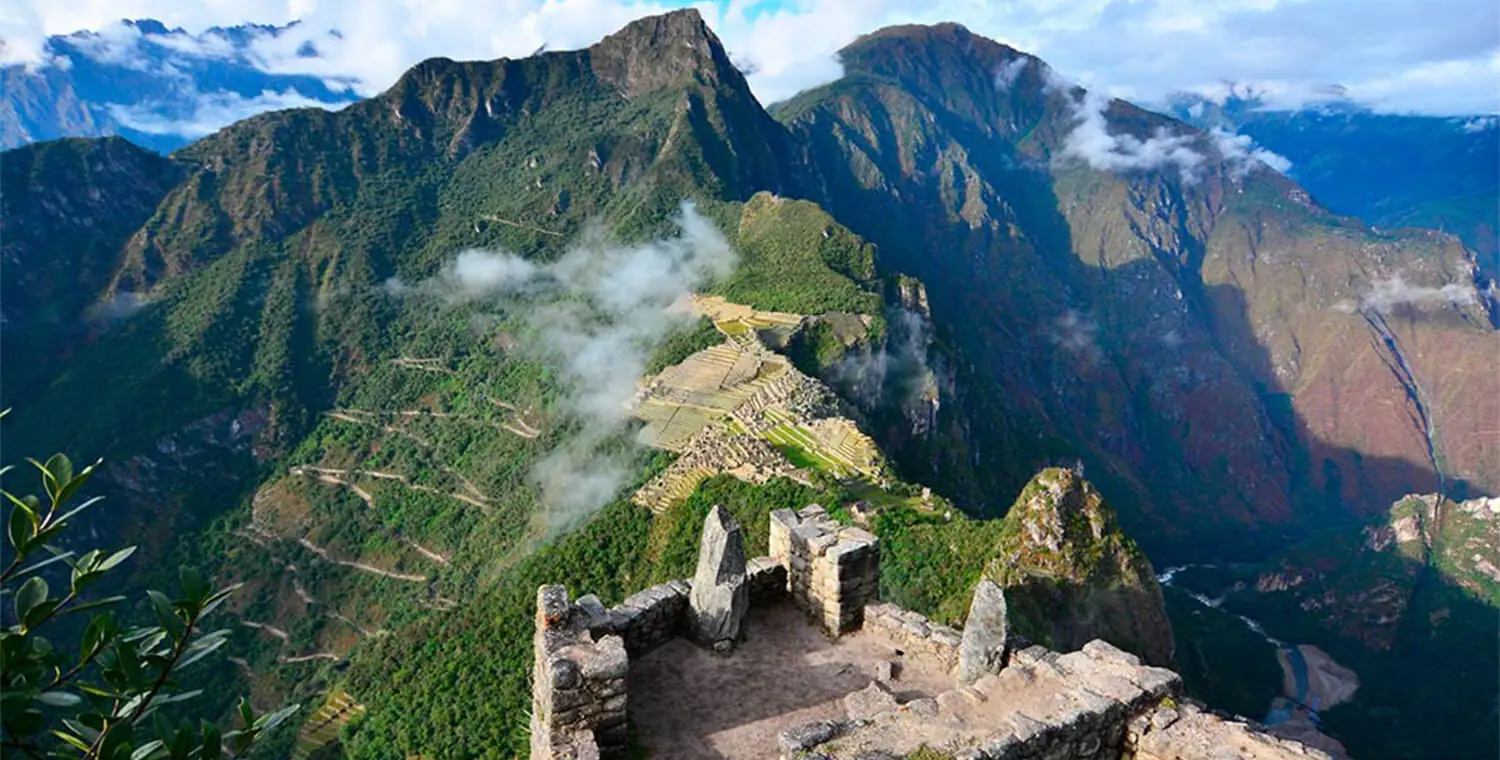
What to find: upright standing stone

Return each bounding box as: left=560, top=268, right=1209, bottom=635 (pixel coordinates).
left=958, top=578, right=1009, bottom=684
left=688, top=505, right=749, bottom=648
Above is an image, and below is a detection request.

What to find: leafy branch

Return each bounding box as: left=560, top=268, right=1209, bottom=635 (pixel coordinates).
left=1, top=420, right=298, bottom=760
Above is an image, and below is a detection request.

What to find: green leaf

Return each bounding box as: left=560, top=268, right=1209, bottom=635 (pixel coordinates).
left=22, top=598, right=61, bottom=628
left=8, top=502, right=35, bottom=550
left=152, top=690, right=204, bottom=706
left=147, top=591, right=185, bottom=640
left=178, top=637, right=227, bottom=669
left=131, top=739, right=167, bottom=760
left=62, top=717, right=101, bottom=742
left=81, top=613, right=119, bottom=660
left=169, top=725, right=194, bottom=760
left=43, top=453, right=74, bottom=500
left=179, top=567, right=209, bottom=606
left=17, top=550, right=76, bottom=578
left=37, top=690, right=83, bottom=707
left=255, top=704, right=300, bottom=732
left=15, top=576, right=48, bottom=621
left=51, top=728, right=94, bottom=752
left=19, top=521, right=67, bottom=554
left=54, top=495, right=105, bottom=528
left=54, top=459, right=101, bottom=509
left=199, top=721, right=222, bottom=760
left=97, top=547, right=138, bottom=573
left=63, top=595, right=128, bottom=617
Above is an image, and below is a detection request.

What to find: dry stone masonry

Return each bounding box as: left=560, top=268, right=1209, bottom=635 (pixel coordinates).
left=863, top=602, right=962, bottom=673
left=530, top=586, right=629, bottom=759
left=769, top=504, right=880, bottom=635
left=531, top=503, right=1332, bottom=760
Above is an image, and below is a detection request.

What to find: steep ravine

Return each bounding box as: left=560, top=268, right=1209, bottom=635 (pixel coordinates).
left=1359, top=309, right=1446, bottom=496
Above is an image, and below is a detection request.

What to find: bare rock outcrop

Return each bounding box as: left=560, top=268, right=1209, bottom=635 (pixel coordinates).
left=688, top=505, right=749, bottom=648
left=958, top=577, right=1009, bottom=684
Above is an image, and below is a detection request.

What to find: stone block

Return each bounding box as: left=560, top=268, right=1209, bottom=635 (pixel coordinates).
left=539, top=585, right=570, bottom=627
left=902, top=619, right=932, bottom=638
left=873, top=659, right=899, bottom=682
left=844, top=681, right=900, bottom=720
left=905, top=697, right=939, bottom=717
left=931, top=625, right=963, bottom=649
left=575, top=636, right=628, bottom=681
left=689, top=506, right=750, bottom=646
left=779, top=720, right=839, bottom=753
left=1082, top=638, right=1141, bottom=667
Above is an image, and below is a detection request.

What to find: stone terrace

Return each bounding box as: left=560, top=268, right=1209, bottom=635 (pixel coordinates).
left=528, top=505, right=1335, bottom=760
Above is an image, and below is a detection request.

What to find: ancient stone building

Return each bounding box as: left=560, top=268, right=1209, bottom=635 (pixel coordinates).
left=529, top=504, right=1333, bottom=760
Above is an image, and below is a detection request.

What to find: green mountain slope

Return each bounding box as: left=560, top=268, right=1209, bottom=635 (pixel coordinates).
left=3, top=11, right=1495, bottom=760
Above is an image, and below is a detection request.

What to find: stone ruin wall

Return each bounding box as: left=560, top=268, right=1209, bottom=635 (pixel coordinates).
left=530, top=586, right=629, bottom=760
left=769, top=505, right=880, bottom=635
left=863, top=602, right=962, bottom=674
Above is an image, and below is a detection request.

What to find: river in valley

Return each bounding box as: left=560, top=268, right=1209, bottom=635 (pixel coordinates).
left=1157, top=565, right=1358, bottom=758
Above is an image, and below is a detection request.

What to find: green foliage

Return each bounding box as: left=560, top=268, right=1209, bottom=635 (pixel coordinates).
left=870, top=507, right=1008, bottom=627
left=784, top=319, right=849, bottom=377
left=714, top=194, right=882, bottom=315
left=1, top=438, right=296, bottom=760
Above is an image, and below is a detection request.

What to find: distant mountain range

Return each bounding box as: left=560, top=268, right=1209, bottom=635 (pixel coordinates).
left=1166, top=91, right=1499, bottom=279
left=1, top=19, right=359, bottom=154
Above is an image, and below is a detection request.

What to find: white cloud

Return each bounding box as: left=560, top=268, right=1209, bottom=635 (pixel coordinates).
left=1336, top=275, right=1480, bottom=314
left=143, top=27, right=240, bottom=59
left=387, top=201, right=736, bottom=532
left=1049, top=308, right=1101, bottom=362
left=1459, top=115, right=1497, bottom=133
left=1208, top=128, right=1292, bottom=177
left=107, top=86, right=348, bottom=137
left=1056, top=89, right=1206, bottom=183
left=994, top=56, right=1029, bottom=89
left=3, top=0, right=1495, bottom=115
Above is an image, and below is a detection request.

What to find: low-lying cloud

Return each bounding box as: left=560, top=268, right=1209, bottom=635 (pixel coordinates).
left=1049, top=309, right=1102, bottom=363
left=825, top=307, right=935, bottom=413
left=1337, top=275, right=1480, bottom=315
left=108, top=86, right=348, bottom=138
left=1053, top=87, right=1292, bottom=184
left=1208, top=128, right=1293, bottom=177
left=86, top=291, right=150, bottom=323
left=994, top=57, right=1030, bottom=90
left=1056, top=90, right=1205, bottom=184
left=387, top=201, right=735, bottom=533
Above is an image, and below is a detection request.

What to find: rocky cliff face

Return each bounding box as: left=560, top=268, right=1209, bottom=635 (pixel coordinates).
left=988, top=468, right=1174, bottom=666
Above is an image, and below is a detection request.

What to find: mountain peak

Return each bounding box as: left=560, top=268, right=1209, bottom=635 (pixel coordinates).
left=840, top=21, right=1022, bottom=80
left=990, top=468, right=1174, bottom=665
left=590, top=8, right=741, bottom=98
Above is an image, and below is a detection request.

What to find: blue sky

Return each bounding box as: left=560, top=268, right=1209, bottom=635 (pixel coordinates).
left=4, top=0, right=1496, bottom=115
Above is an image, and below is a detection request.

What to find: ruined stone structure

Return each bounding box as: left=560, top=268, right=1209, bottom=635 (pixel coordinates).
left=768, top=505, right=881, bottom=635
left=530, top=504, right=1334, bottom=760
left=530, top=586, right=629, bottom=759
